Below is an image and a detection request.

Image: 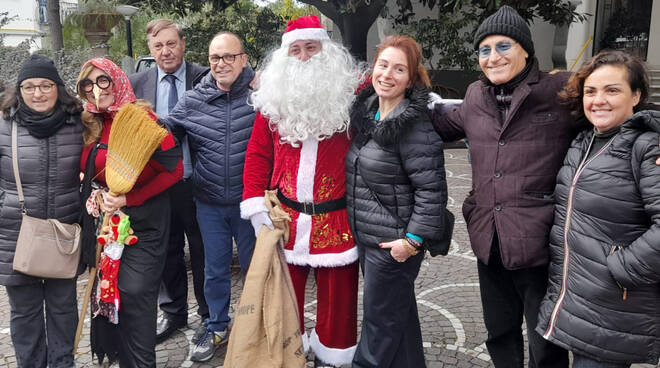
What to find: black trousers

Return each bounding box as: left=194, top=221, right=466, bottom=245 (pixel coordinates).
left=158, top=179, right=208, bottom=321
left=353, top=245, right=426, bottom=368
left=91, top=193, right=170, bottom=368
left=6, top=278, right=78, bottom=368
left=477, top=238, right=568, bottom=368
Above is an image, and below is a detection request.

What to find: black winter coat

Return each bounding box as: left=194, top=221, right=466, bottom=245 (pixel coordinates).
left=164, top=67, right=256, bottom=205
left=537, top=110, right=660, bottom=365
left=0, top=114, right=83, bottom=286
left=346, top=86, right=448, bottom=248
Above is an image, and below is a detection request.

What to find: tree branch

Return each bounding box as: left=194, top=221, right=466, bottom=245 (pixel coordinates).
left=299, top=0, right=340, bottom=23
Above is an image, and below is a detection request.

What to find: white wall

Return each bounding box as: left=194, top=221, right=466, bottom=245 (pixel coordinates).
left=1, top=0, right=43, bottom=50
left=565, top=0, right=597, bottom=72
left=647, top=0, right=660, bottom=68
left=363, top=0, right=598, bottom=72
left=529, top=20, right=555, bottom=71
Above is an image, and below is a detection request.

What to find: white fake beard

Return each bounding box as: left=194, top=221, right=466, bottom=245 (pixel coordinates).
left=250, top=42, right=366, bottom=146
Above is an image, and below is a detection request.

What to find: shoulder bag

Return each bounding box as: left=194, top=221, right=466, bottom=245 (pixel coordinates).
left=11, top=121, right=81, bottom=279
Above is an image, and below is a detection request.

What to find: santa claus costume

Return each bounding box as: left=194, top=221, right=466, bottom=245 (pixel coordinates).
left=241, top=16, right=365, bottom=367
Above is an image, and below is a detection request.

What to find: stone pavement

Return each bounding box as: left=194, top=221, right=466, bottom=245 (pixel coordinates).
left=0, top=148, right=657, bottom=368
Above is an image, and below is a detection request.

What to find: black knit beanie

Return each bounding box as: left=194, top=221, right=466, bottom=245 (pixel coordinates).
left=17, top=54, right=65, bottom=87
left=473, top=5, right=535, bottom=57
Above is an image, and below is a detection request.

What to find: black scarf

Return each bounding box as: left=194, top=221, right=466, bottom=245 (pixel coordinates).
left=483, top=59, right=535, bottom=121
left=79, top=142, right=104, bottom=268
left=13, top=103, right=68, bottom=139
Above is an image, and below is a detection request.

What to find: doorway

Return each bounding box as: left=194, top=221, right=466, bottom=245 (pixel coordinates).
left=593, top=0, right=653, bottom=60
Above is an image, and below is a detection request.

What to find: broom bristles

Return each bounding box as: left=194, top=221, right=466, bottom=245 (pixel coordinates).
left=106, top=103, right=168, bottom=195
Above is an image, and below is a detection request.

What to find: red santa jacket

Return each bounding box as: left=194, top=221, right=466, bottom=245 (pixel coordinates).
left=241, top=112, right=357, bottom=267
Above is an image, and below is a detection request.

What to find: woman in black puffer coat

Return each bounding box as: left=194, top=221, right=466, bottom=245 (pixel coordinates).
left=0, top=55, right=83, bottom=367
left=346, top=35, right=448, bottom=368
left=537, top=51, right=660, bottom=367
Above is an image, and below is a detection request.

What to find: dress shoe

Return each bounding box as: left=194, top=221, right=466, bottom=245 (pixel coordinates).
left=156, top=318, right=186, bottom=342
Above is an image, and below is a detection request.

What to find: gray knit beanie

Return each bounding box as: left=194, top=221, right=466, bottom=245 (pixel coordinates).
left=473, top=5, right=535, bottom=57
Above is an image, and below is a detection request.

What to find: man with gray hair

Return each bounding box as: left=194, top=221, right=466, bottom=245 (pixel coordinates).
left=129, top=18, right=210, bottom=344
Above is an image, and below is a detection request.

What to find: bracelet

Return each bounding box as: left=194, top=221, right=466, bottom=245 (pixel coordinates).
left=406, top=232, right=423, bottom=243
left=406, top=235, right=423, bottom=251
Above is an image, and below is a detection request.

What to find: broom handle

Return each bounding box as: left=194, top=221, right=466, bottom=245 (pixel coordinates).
left=73, top=212, right=111, bottom=354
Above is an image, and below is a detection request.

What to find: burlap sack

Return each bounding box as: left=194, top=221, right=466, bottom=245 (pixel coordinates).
left=224, top=190, right=305, bottom=368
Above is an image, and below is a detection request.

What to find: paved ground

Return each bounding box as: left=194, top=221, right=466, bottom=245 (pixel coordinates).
left=0, top=148, right=657, bottom=367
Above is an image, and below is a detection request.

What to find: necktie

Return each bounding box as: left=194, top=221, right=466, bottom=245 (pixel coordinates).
left=164, top=74, right=178, bottom=112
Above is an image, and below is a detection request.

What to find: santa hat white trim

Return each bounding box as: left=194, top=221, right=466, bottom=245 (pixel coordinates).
left=240, top=196, right=268, bottom=219
left=310, top=329, right=356, bottom=366
left=282, top=28, right=329, bottom=48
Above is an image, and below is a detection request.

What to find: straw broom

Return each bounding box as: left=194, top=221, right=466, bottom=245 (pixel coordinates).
left=74, top=103, right=169, bottom=353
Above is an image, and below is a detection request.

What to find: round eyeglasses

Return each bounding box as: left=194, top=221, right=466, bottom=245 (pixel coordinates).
left=477, top=41, right=517, bottom=59
left=78, top=75, right=113, bottom=93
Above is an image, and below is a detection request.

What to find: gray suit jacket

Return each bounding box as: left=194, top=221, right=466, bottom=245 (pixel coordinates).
left=128, top=61, right=209, bottom=107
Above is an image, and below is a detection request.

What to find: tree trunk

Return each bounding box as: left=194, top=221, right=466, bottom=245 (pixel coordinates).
left=47, top=0, right=63, bottom=52
left=298, top=0, right=386, bottom=61
left=337, top=15, right=373, bottom=61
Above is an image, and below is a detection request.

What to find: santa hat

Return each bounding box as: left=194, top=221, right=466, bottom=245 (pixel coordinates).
left=281, top=15, right=330, bottom=48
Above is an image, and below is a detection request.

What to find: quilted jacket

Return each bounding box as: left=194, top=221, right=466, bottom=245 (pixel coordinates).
left=537, top=110, right=660, bottom=365
left=164, top=67, right=255, bottom=205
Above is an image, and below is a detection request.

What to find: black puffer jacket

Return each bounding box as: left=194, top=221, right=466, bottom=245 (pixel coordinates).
left=537, top=110, right=660, bottom=364
left=0, top=114, right=83, bottom=286
left=346, top=86, right=448, bottom=248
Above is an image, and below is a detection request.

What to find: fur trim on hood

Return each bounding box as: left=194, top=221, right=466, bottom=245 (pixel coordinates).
left=350, top=85, right=430, bottom=147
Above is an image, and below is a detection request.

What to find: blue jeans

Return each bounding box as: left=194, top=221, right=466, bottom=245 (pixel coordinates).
left=196, top=202, right=255, bottom=332
left=572, top=354, right=630, bottom=368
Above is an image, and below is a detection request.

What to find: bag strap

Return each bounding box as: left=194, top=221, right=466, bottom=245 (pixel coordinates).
left=11, top=121, right=26, bottom=214
left=49, top=220, right=81, bottom=255
left=355, top=145, right=407, bottom=228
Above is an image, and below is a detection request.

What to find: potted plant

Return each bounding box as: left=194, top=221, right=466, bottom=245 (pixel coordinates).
left=71, top=0, right=123, bottom=56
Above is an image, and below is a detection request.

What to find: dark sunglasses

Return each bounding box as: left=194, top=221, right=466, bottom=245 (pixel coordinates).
left=477, top=41, right=516, bottom=59
left=78, top=75, right=113, bottom=93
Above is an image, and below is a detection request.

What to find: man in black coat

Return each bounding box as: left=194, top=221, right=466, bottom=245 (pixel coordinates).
left=128, top=18, right=209, bottom=343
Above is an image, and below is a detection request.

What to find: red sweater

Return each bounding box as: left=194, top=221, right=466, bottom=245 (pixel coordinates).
left=80, top=115, right=183, bottom=207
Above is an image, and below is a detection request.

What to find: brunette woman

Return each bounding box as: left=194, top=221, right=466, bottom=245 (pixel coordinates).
left=0, top=55, right=83, bottom=367
left=537, top=50, right=660, bottom=367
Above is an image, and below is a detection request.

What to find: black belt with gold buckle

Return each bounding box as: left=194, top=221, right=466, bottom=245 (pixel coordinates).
left=276, top=190, right=346, bottom=216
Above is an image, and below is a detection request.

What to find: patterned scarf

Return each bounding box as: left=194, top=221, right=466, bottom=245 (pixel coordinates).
left=80, top=58, right=136, bottom=117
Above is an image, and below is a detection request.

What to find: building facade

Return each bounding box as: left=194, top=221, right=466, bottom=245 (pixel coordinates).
left=365, top=0, right=659, bottom=101
left=1, top=0, right=78, bottom=50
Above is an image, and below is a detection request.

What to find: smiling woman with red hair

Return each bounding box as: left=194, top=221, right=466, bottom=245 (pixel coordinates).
left=345, top=35, right=449, bottom=368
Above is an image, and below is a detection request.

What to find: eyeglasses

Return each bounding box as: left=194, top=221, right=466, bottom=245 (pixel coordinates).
left=20, top=83, right=56, bottom=94
left=78, top=75, right=113, bottom=93
left=477, top=41, right=516, bottom=59
left=208, top=53, right=244, bottom=65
